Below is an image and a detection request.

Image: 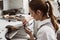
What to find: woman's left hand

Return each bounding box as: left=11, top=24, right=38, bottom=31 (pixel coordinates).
left=24, top=27, right=35, bottom=40
left=24, top=27, right=32, bottom=35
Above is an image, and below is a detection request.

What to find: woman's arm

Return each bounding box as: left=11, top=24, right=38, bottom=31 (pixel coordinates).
left=24, top=27, right=34, bottom=40
left=29, top=33, right=35, bottom=40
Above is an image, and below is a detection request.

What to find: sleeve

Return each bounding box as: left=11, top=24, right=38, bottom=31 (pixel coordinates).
left=37, top=26, right=57, bottom=40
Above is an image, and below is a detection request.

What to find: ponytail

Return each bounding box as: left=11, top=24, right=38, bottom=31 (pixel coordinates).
left=46, top=1, right=58, bottom=31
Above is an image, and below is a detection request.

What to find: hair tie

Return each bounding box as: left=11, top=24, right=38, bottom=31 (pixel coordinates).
left=45, top=1, right=50, bottom=17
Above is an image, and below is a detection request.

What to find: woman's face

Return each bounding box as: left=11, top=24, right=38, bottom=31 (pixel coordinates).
left=29, top=8, right=42, bottom=21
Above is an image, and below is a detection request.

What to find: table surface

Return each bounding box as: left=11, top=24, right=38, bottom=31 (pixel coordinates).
left=0, top=19, right=23, bottom=28
left=0, top=14, right=34, bottom=40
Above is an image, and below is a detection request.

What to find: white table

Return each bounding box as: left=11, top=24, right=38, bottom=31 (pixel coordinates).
left=0, top=18, right=23, bottom=40
left=0, top=15, right=34, bottom=40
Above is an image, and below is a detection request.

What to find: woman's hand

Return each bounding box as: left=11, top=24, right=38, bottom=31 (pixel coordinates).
left=24, top=28, right=34, bottom=40
left=22, top=18, right=28, bottom=25
left=22, top=18, right=32, bottom=34
left=24, top=27, right=32, bottom=35
left=22, top=19, right=34, bottom=40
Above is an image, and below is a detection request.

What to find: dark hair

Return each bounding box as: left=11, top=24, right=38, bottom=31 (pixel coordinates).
left=29, top=0, right=48, bottom=16
left=29, top=0, right=58, bottom=31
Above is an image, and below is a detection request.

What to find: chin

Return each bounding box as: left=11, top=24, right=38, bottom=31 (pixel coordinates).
left=35, top=19, right=40, bottom=21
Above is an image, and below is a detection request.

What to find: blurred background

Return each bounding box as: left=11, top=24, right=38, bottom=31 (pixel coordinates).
left=0, top=0, right=60, bottom=40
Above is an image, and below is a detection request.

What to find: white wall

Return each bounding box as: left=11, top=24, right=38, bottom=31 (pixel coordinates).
left=9, top=0, right=23, bottom=9
left=3, top=0, right=23, bottom=10
left=23, top=0, right=29, bottom=14
left=3, top=0, right=29, bottom=14
left=0, top=0, right=23, bottom=15
left=3, top=0, right=9, bottom=10
left=0, top=0, right=3, bottom=1
left=0, top=0, right=2, bottom=15
left=0, top=0, right=9, bottom=16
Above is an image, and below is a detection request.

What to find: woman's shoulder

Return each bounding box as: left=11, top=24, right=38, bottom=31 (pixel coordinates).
left=37, top=25, right=57, bottom=40
left=37, top=25, right=55, bottom=35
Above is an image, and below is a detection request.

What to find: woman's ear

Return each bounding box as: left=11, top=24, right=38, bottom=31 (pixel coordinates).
left=36, top=10, right=41, bottom=15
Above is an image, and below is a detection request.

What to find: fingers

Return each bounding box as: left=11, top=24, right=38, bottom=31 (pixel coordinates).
left=25, top=28, right=31, bottom=31
left=16, top=17, right=32, bottom=34
left=22, top=19, right=28, bottom=25
left=24, top=27, right=32, bottom=33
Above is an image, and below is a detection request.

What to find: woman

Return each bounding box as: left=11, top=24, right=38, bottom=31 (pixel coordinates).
left=22, top=0, right=59, bottom=40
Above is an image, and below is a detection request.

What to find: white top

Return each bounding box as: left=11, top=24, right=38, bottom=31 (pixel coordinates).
left=34, top=18, right=57, bottom=40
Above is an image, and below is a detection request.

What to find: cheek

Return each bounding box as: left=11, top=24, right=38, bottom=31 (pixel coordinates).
left=31, top=14, right=34, bottom=17
left=31, top=14, right=36, bottom=19
left=31, top=13, right=35, bottom=17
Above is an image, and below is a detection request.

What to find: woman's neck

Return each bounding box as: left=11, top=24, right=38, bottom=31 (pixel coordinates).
left=41, top=16, right=49, bottom=21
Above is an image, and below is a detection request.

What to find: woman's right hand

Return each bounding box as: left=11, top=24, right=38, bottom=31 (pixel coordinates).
left=22, top=18, right=34, bottom=40
left=22, top=18, right=28, bottom=25
left=22, top=18, right=32, bottom=34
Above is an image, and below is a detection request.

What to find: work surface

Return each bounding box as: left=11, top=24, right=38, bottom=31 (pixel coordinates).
left=0, top=15, right=34, bottom=40
left=0, top=18, right=23, bottom=39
